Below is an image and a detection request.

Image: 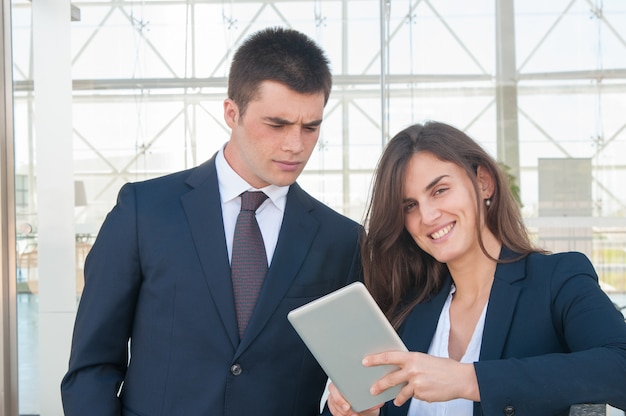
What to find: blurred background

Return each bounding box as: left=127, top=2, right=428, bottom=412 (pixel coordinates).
left=2, top=0, right=625, bottom=414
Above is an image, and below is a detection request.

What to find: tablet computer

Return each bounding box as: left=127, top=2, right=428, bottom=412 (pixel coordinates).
left=287, top=282, right=408, bottom=412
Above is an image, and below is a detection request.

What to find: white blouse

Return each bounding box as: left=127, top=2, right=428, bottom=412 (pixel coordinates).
left=407, top=284, right=487, bottom=416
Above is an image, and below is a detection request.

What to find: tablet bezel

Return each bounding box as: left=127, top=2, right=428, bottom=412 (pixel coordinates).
left=288, top=282, right=408, bottom=412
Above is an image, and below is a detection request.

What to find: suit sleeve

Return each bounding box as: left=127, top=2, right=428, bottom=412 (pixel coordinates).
left=347, top=225, right=365, bottom=286
left=61, top=183, right=142, bottom=416
left=475, top=252, right=626, bottom=415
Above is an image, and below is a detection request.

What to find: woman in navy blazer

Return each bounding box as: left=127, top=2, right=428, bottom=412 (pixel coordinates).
left=327, top=122, right=626, bottom=416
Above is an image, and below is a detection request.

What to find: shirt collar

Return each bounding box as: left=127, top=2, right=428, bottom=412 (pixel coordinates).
left=215, top=146, right=289, bottom=211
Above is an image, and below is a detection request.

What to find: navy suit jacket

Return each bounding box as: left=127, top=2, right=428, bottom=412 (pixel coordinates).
left=61, top=155, right=363, bottom=416
left=380, top=248, right=626, bottom=416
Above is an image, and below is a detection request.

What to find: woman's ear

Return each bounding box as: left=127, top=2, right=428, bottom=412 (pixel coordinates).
left=477, top=165, right=495, bottom=200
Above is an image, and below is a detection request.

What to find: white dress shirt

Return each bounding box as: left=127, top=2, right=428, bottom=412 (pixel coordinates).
left=407, top=284, right=487, bottom=416
left=215, top=147, right=288, bottom=267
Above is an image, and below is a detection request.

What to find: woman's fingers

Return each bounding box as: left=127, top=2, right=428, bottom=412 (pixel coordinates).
left=326, top=382, right=382, bottom=416
left=363, top=352, right=479, bottom=404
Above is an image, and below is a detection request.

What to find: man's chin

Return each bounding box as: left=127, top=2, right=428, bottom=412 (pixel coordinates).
left=271, top=175, right=298, bottom=186
left=267, top=171, right=302, bottom=187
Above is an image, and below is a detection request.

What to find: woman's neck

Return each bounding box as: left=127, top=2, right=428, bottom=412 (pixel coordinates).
left=448, top=233, right=501, bottom=302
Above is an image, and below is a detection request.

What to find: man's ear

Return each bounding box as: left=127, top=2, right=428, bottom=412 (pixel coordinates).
left=477, top=165, right=495, bottom=200
left=223, top=98, right=239, bottom=128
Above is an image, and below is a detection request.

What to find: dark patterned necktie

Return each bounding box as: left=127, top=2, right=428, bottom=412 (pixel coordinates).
left=231, top=191, right=269, bottom=339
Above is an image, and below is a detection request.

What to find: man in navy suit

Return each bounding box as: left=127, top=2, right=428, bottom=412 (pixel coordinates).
left=61, top=27, right=362, bottom=416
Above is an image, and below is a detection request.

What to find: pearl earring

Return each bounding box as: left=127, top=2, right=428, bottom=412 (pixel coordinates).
left=485, top=198, right=491, bottom=207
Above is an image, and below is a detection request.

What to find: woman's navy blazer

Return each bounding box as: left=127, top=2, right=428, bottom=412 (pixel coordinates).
left=382, top=247, right=626, bottom=416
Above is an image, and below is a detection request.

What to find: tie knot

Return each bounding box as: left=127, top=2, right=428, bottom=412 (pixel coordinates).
left=240, top=191, right=268, bottom=212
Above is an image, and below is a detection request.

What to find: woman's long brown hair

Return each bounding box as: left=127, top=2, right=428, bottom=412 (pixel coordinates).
left=362, top=122, right=543, bottom=329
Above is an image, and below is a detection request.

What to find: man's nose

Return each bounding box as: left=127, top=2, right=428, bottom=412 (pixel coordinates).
left=281, top=126, right=305, bottom=153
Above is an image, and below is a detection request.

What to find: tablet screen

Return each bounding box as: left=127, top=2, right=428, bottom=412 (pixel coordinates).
left=288, top=282, right=408, bottom=412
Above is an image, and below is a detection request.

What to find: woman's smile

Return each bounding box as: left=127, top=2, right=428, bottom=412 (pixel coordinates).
left=429, top=222, right=455, bottom=240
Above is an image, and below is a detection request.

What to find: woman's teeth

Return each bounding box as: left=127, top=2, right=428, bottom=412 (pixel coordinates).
left=430, top=223, right=454, bottom=240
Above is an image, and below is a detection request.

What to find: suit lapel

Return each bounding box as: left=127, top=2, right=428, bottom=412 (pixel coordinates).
left=401, top=248, right=527, bottom=362
left=237, top=183, right=319, bottom=353
left=181, top=157, right=240, bottom=350
left=400, top=278, right=452, bottom=354
left=479, top=249, right=525, bottom=360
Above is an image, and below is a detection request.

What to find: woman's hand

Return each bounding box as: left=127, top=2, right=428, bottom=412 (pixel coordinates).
left=363, top=351, right=480, bottom=407
left=326, top=382, right=382, bottom=416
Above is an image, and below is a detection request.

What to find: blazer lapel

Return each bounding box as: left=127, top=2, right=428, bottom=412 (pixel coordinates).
left=479, top=248, right=526, bottom=360
left=383, top=279, right=452, bottom=416
left=237, top=183, right=319, bottom=353
left=181, top=156, right=239, bottom=350
left=400, top=248, right=527, bottom=361
left=400, top=278, right=452, bottom=354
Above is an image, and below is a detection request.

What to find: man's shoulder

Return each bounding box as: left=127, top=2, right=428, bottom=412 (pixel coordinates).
left=289, top=183, right=360, bottom=228
left=129, top=159, right=215, bottom=190
left=117, top=162, right=216, bottom=209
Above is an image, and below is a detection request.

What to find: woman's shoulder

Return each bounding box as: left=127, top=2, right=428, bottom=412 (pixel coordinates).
left=527, top=250, right=593, bottom=268
left=525, top=250, right=598, bottom=284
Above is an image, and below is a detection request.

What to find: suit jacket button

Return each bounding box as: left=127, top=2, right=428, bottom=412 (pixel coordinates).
left=230, top=364, right=242, bottom=376
left=503, top=405, right=515, bottom=416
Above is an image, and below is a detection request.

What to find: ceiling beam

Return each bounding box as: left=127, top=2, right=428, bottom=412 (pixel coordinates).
left=25, top=0, right=80, bottom=21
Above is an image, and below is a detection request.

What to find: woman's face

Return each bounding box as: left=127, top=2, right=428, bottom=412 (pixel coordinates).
left=402, top=151, right=491, bottom=268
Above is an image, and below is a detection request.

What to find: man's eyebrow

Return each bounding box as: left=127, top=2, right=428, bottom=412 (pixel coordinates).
left=264, top=117, right=323, bottom=127
left=303, top=119, right=323, bottom=127
left=265, top=117, right=292, bottom=125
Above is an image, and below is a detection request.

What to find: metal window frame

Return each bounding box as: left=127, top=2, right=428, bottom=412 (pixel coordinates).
left=1, top=0, right=19, bottom=414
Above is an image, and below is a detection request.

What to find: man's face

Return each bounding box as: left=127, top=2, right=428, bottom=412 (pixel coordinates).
left=223, top=81, right=326, bottom=188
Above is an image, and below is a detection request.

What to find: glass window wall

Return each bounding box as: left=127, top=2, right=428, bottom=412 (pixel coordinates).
left=2, top=0, right=626, bottom=414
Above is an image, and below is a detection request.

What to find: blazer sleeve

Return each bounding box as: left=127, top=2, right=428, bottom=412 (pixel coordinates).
left=475, top=252, right=626, bottom=415
left=61, top=183, right=142, bottom=416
